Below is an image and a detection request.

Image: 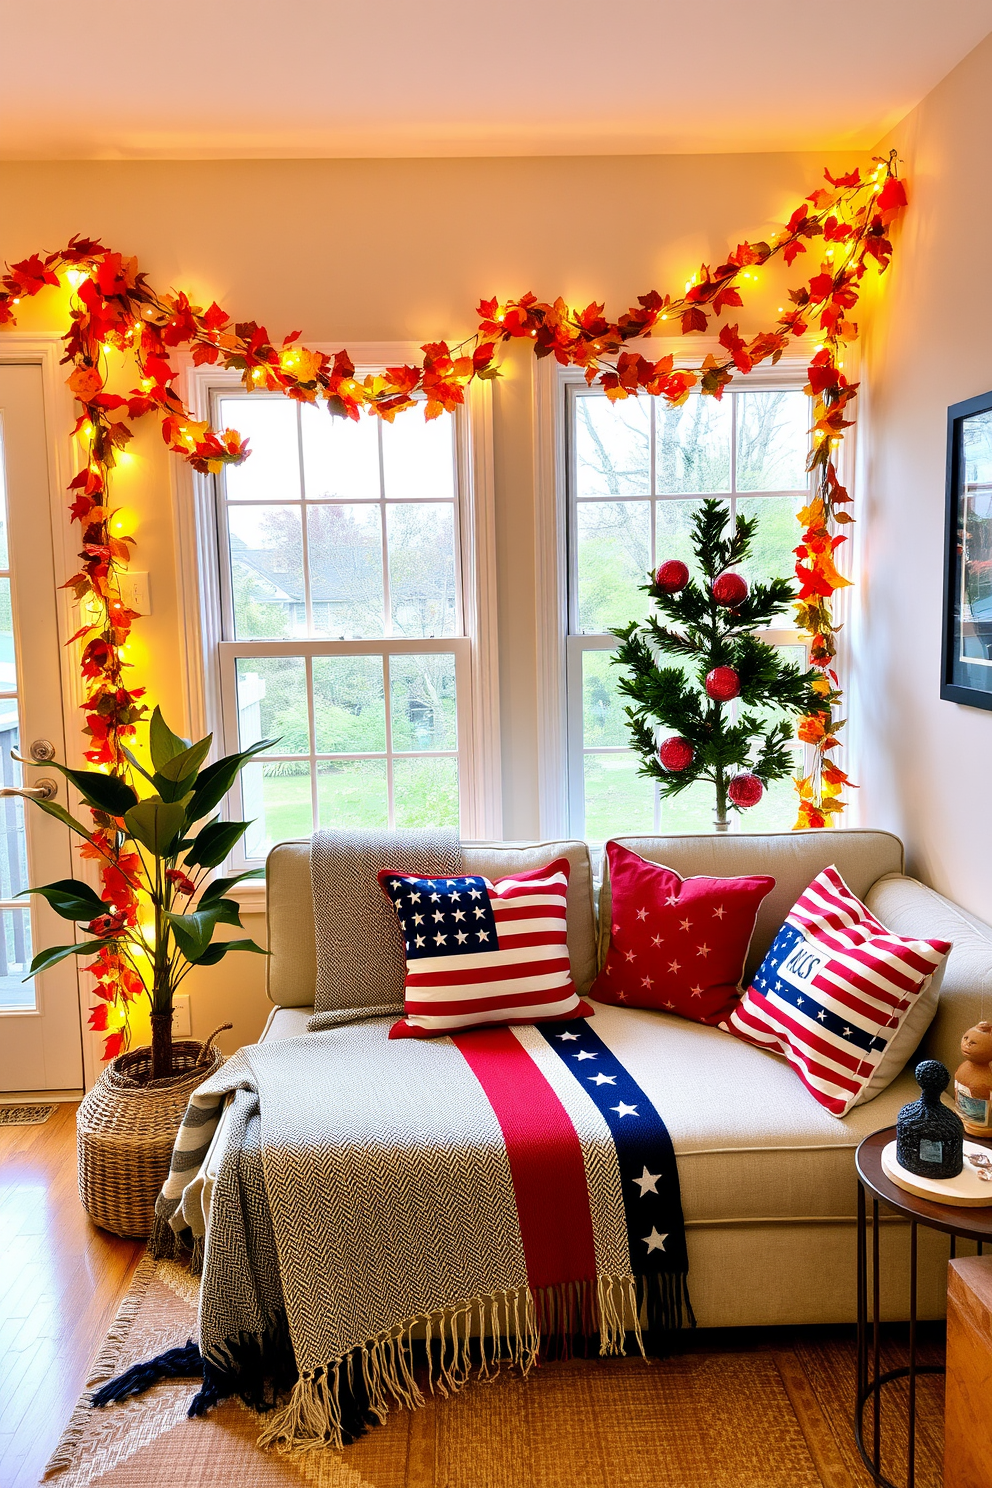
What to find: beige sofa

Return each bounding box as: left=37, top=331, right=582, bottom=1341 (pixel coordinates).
left=261, top=829, right=992, bottom=1327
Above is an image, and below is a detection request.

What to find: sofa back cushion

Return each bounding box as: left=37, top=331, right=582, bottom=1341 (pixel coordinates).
left=597, top=830, right=904, bottom=984
left=267, top=838, right=597, bottom=1008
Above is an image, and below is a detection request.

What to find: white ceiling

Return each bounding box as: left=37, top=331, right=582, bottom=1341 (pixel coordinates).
left=3, top=0, right=992, bottom=160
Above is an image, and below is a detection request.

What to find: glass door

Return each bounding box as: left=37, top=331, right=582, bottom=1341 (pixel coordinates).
left=0, top=364, right=82, bottom=1093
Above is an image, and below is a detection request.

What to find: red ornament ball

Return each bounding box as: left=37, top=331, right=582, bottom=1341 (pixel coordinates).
left=728, top=772, right=764, bottom=809
left=705, top=666, right=741, bottom=701
left=658, top=736, right=694, bottom=772
left=712, top=571, right=749, bottom=607
left=655, top=559, right=689, bottom=594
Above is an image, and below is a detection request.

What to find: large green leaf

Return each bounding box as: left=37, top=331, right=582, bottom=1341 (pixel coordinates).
left=184, top=819, right=251, bottom=869
left=155, top=734, right=213, bottom=786
left=124, top=798, right=188, bottom=855
left=19, top=878, right=107, bottom=922
left=194, top=937, right=268, bottom=967
left=45, top=761, right=138, bottom=816
left=34, top=797, right=97, bottom=839
left=26, top=938, right=107, bottom=978
left=167, top=905, right=223, bottom=962
left=198, top=868, right=264, bottom=906
left=149, top=706, right=190, bottom=772
left=186, top=738, right=279, bottom=821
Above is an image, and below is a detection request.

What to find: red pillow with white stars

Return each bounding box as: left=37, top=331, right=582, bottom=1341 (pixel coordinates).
left=591, top=841, right=775, bottom=1025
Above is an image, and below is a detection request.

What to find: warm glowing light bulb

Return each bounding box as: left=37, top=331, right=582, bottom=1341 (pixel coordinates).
left=79, top=422, right=94, bottom=445
left=251, top=368, right=265, bottom=383
left=660, top=313, right=668, bottom=321
left=65, top=268, right=86, bottom=290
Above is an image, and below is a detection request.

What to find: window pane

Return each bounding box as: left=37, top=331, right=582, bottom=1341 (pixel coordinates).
left=736, top=390, right=809, bottom=492
left=656, top=396, right=731, bottom=494
left=583, top=754, right=655, bottom=839
left=655, top=498, right=724, bottom=576
left=242, top=762, right=312, bottom=859
left=393, top=756, right=459, bottom=827
left=390, top=653, right=457, bottom=751
left=0, top=702, right=27, bottom=899
left=0, top=443, right=10, bottom=569
left=0, top=908, right=33, bottom=1011
left=381, top=413, right=455, bottom=500
left=735, top=497, right=801, bottom=590
left=229, top=505, right=305, bottom=639
left=386, top=504, right=457, bottom=637
left=660, top=780, right=721, bottom=833
left=582, top=651, right=628, bottom=746
left=307, top=504, right=385, bottom=639
left=317, top=759, right=388, bottom=829
left=313, top=656, right=386, bottom=753
left=219, top=398, right=300, bottom=502
left=236, top=657, right=309, bottom=754
left=301, top=404, right=380, bottom=500
left=576, top=501, right=651, bottom=633
left=0, top=577, right=14, bottom=685
left=575, top=395, right=650, bottom=497
left=963, top=408, right=992, bottom=486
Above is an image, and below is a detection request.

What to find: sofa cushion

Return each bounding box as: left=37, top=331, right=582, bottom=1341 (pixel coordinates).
left=266, top=838, right=597, bottom=1008
left=726, top=866, right=949, bottom=1117
left=590, top=840, right=774, bottom=1024
left=597, top=830, right=904, bottom=981
left=259, top=999, right=914, bottom=1224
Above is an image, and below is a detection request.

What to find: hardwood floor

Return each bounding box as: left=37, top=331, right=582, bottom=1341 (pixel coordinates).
left=0, top=1104, right=144, bottom=1488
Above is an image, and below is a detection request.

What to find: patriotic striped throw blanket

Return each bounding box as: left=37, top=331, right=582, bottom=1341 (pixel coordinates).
left=146, top=1009, right=692, bottom=1452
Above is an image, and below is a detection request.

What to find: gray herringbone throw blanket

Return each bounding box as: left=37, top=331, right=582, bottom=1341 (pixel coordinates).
left=148, top=1011, right=691, bottom=1452
left=310, top=828, right=462, bottom=1014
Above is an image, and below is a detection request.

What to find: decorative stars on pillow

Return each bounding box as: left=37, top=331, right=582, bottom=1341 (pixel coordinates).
left=381, top=875, right=499, bottom=960
left=591, top=841, right=775, bottom=1026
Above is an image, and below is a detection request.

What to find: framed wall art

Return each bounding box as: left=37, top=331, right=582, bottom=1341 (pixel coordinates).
left=941, top=390, right=992, bottom=711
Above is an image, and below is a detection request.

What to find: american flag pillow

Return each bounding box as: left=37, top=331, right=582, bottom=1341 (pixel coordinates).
left=380, top=858, right=593, bottom=1039
left=724, top=866, right=951, bottom=1117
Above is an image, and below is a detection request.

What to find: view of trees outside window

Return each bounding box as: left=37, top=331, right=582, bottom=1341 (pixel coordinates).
left=217, top=396, right=462, bottom=857
left=961, top=410, right=992, bottom=665
left=570, top=386, right=811, bottom=840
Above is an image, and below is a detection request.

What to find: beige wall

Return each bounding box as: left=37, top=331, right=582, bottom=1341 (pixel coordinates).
left=857, top=32, right=992, bottom=921
left=1, top=150, right=870, bottom=1054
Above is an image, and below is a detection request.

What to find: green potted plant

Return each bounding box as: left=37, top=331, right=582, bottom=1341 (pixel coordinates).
left=18, top=707, right=274, bottom=1235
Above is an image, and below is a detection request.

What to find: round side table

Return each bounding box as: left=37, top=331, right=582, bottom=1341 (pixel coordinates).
left=855, top=1126, right=992, bottom=1488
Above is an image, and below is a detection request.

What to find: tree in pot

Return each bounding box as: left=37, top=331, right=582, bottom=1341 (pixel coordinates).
left=611, top=498, right=825, bottom=831
left=19, top=707, right=274, bottom=1080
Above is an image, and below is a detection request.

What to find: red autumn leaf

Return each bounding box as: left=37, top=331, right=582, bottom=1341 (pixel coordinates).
left=712, top=284, right=743, bottom=316
left=681, top=305, right=708, bottom=335
left=88, top=1003, right=111, bottom=1031
left=102, top=1029, right=125, bottom=1061
left=824, top=168, right=861, bottom=189
left=783, top=240, right=807, bottom=267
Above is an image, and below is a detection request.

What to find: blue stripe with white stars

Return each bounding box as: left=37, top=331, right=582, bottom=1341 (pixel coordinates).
left=752, top=923, right=888, bottom=1055
left=536, top=1018, right=688, bottom=1275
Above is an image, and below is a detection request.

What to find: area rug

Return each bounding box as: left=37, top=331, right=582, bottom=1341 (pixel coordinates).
left=0, top=1103, right=55, bottom=1126
left=44, top=1256, right=944, bottom=1488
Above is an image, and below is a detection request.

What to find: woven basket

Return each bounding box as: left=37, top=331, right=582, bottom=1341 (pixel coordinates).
left=76, top=1028, right=228, bottom=1238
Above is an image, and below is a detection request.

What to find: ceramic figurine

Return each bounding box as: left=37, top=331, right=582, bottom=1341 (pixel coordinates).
left=954, top=1021, right=992, bottom=1137
left=896, top=1060, right=964, bottom=1179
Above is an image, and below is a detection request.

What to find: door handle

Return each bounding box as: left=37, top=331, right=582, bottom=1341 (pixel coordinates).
left=0, top=779, right=58, bottom=801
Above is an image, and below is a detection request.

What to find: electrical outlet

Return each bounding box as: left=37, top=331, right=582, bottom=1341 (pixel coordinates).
left=118, top=571, right=151, bottom=614
left=172, top=994, right=191, bottom=1038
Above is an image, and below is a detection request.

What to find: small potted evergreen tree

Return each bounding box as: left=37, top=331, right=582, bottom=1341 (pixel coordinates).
left=18, top=707, right=273, bottom=1235
left=612, top=498, right=823, bottom=830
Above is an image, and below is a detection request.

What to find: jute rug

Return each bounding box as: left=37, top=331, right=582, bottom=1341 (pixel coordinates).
left=44, top=1256, right=944, bottom=1488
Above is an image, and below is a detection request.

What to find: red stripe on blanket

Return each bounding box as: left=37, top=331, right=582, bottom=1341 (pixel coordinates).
left=453, top=1027, right=596, bottom=1292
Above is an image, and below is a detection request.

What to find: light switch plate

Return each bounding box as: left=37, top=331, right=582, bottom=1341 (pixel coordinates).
left=172, top=994, right=191, bottom=1038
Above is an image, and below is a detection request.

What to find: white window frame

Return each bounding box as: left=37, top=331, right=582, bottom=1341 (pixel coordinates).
left=535, top=345, right=851, bottom=843
left=173, top=348, right=501, bottom=885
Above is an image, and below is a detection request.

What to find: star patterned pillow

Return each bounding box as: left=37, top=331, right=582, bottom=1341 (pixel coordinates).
left=380, top=858, right=594, bottom=1039
left=591, top=841, right=774, bottom=1025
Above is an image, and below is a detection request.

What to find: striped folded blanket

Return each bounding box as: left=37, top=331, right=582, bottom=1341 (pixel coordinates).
left=133, top=1010, right=692, bottom=1452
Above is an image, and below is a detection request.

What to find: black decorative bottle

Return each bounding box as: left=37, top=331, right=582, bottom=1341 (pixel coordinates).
left=896, top=1060, right=964, bottom=1179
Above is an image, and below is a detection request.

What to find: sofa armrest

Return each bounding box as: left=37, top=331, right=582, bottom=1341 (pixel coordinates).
left=865, top=873, right=992, bottom=1076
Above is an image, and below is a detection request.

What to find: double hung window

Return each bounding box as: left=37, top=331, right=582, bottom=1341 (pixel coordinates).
left=213, top=394, right=470, bottom=868
left=566, top=380, right=813, bottom=840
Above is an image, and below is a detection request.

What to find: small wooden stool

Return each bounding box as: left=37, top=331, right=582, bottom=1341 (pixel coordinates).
left=945, top=1255, right=992, bottom=1488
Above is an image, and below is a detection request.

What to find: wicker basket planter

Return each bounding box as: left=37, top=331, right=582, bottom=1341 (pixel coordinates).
left=77, top=1032, right=226, bottom=1238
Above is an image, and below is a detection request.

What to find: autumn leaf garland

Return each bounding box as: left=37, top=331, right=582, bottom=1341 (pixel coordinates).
left=0, top=155, right=906, bottom=1057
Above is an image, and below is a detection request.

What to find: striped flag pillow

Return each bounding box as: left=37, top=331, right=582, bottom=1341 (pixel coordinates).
left=381, top=858, right=593, bottom=1039
left=724, top=866, right=951, bottom=1117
